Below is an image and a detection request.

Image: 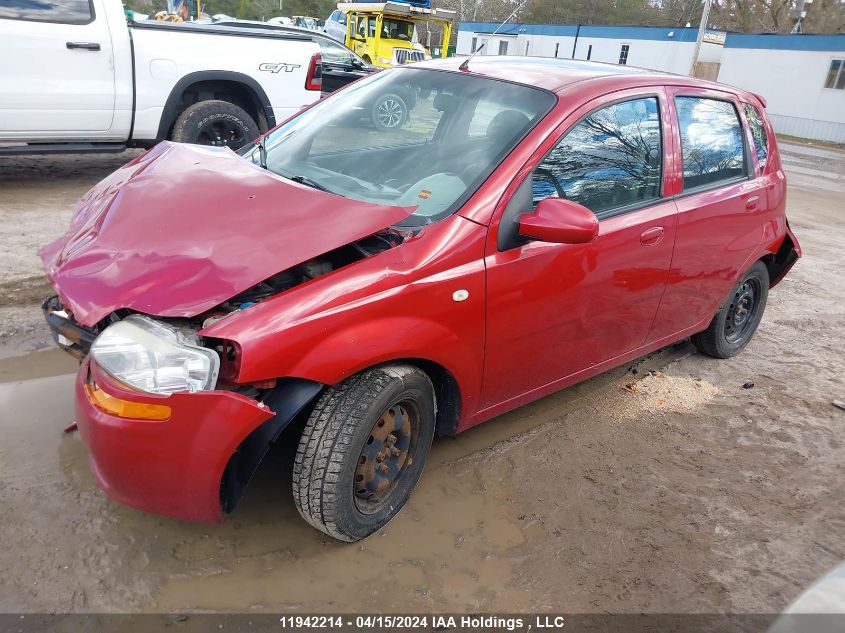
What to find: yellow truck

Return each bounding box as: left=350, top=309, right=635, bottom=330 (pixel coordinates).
left=336, top=2, right=455, bottom=68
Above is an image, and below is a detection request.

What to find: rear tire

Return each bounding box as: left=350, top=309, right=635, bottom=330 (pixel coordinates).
left=693, top=261, right=769, bottom=359
left=171, top=99, right=257, bottom=150
left=292, top=365, right=435, bottom=542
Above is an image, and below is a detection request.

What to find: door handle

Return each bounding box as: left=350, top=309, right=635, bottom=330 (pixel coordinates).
left=745, top=195, right=760, bottom=211
left=640, top=226, right=664, bottom=246
left=66, top=42, right=101, bottom=51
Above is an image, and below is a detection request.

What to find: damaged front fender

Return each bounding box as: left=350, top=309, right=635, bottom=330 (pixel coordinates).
left=219, top=378, right=323, bottom=514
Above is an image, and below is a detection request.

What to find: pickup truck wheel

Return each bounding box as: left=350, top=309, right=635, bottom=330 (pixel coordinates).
left=292, top=365, right=435, bottom=542
left=693, top=261, right=769, bottom=359
left=371, top=93, right=407, bottom=131
left=171, top=100, right=257, bottom=150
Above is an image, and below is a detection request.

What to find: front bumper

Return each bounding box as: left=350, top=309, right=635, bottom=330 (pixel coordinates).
left=75, top=357, right=273, bottom=522
left=42, top=295, right=98, bottom=360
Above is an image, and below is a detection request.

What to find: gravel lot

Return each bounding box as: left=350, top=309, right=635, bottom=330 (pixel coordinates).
left=0, top=142, right=842, bottom=614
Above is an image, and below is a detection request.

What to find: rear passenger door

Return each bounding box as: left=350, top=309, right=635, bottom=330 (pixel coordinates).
left=648, top=88, right=768, bottom=340
left=481, top=89, right=678, bottom=410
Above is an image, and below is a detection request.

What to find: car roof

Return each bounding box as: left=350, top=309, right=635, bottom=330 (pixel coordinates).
left=414, top=56, right=749, bottom=98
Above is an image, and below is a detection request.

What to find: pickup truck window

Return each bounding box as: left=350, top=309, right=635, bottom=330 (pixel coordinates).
left=0, top=0, right=93, bottom=24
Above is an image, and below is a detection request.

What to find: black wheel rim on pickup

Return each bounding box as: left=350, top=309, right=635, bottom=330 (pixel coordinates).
left=197, top=120, right=247, bottom=148
left=354, top=401, right=418, bottom=514
left=725, top=278, right=761, bottom=344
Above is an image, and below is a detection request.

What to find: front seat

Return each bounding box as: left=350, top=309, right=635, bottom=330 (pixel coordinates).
left=456, top=109, right=532, bottom=183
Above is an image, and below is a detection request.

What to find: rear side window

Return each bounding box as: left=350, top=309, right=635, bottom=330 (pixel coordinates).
left=533, top=97, right=662, bottom=216
left=675, top=96, right=746, bottom=190
left=744, top=103, right=768, bottom=171
left=0, top=0, right=93, bottom=23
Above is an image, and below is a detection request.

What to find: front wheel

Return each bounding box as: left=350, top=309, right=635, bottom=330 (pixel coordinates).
left=693, top=261, right=769, bottom=359
left=171, top=99, right=257, bottom=150
left=293, top=365, right=436, bottom=542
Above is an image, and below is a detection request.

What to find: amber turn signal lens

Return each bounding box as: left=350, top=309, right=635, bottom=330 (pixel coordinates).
left=85, top=383, right=171, bottom=421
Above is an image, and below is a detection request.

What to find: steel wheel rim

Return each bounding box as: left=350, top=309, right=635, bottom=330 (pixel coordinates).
left=197, top=119, right=246, bottom=148
left=376, top=99, right=404, bottom=128
left=354, top=400, right=418, bottom=514
left=725, top=278, right=761, bottom=344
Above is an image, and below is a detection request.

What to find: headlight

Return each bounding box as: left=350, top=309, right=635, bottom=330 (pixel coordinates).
left=91, top=315, right=219, bottom=394
left=377, top=56, right=394, bottom=64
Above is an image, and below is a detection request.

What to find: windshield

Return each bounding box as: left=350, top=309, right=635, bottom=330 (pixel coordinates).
left=382, top=18, right=414, bottom=40
left=245, top=69, right=555, bottom=226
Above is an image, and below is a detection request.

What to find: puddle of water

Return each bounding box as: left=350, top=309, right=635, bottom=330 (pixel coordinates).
left=0, top=342, right=690, bottom=612
left=0, top=347, right=77, bottom=383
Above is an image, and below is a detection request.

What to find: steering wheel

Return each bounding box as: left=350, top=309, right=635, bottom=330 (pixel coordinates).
left=534, top=167, right=568, bottom=200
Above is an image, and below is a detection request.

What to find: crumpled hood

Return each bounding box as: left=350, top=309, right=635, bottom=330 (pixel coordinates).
left=39, top=142, right=413, bottom=327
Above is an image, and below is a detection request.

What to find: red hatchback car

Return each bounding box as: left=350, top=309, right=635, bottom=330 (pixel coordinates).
left=41, top=57, right=800, bottom=541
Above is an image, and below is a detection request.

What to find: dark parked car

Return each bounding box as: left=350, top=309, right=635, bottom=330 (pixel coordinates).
left=213, top=21, right=376, bottom=94
left=213, top=21, right=413, bottom=130
left=42, top=58, right=800, bottom=542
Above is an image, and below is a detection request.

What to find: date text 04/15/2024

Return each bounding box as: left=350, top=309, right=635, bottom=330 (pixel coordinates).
left=276, top=615, right=567, bottom=630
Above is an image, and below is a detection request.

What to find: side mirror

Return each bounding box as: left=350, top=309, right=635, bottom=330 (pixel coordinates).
left=518, top=198, right=598, bottom=245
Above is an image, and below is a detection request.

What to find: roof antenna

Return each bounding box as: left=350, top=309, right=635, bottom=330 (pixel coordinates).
left=459, top=0, right=528, bottom=71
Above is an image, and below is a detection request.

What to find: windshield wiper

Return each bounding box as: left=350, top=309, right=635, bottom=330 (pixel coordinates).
left=290, top=174, right=331, bottom=192
left=277, top=169, right=332, bottom=194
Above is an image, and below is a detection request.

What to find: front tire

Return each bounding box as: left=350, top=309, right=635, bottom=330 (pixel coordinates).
left=171, top=99, right=257, bottom=150
left=293, top=365, right=436, bottom=542
left=693, top=261, right=769, bottom=359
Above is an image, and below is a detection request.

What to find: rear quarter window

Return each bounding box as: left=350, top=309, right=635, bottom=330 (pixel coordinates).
left=0, top=0, right=93, bottom=23
left=744, top=103, right=769, bottom=172
left=675, top=96, right=746, bottom=191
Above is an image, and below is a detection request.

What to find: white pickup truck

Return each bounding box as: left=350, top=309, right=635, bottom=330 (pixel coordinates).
left=0, top=0, right=323, bottom=154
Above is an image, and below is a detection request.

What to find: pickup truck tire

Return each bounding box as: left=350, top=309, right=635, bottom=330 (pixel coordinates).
left=693, top=261, right=769, bottom=359
left=171, top=99, right=257, bottom=150
left=371, top=93, right=408, bottom=131
left=292, top=365, right=436, bottom=542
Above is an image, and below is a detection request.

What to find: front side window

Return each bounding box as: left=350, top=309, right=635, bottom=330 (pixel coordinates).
left=0, top=0, right=92, bottom=23
left=744, top=103, right=768, bottom=171
left=676, top=96, right=746, bottom=190
left=532, top=97, right=662, bottom=216
left=248, top=69, right=555, bottom=226
left=824, top=59, right=845, bottom=90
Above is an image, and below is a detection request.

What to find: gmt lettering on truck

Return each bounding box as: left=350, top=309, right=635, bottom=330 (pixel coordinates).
left=259, top=62, right=302, bottom=73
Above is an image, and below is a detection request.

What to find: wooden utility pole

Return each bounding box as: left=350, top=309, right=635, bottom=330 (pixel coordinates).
left=689, top=0, right=713, bottom=77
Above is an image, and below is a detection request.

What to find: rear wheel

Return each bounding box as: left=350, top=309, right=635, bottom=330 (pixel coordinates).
left=693, top=261, right=769, bottom=358
left=171, top=99, right=257, bottom=150
left=292, top=365, right=435, bottom=542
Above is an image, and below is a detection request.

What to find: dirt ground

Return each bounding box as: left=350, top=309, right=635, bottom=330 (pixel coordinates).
left=0, top=142, right=843, bottom=614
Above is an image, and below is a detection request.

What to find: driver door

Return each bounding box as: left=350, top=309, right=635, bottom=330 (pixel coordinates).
left=480, top=90, right=678, bottom=411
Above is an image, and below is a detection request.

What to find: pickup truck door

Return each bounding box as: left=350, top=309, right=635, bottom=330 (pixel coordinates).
left=0, top=1, right=116, bottom=138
